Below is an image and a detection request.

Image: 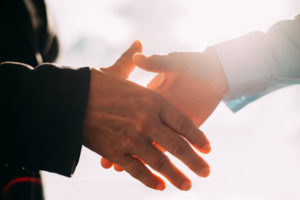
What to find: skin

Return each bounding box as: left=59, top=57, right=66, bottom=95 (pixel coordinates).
left=101, top=41, right=166, bottom=172
left=133, top=49, right=229, bottom=127
left=83, top=41, right=211, bottom=191
left=101, top=47, right=229, bottom=181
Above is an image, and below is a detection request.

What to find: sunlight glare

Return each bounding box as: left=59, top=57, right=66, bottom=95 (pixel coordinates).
left=175, top=0, right=288, bottom=49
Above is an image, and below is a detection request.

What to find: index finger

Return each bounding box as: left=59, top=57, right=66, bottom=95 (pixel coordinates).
left=159, top=97, right=211, bottom=154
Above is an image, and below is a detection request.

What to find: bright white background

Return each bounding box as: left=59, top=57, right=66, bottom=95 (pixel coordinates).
left=42, top=0, right=300, bottom=199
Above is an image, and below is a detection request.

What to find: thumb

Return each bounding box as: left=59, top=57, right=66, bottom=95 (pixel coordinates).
left=101, top=40, right=142, bottom=79
left=134, top=52, right=203, bottom=74
left=133, top=52, right=188, bottom=73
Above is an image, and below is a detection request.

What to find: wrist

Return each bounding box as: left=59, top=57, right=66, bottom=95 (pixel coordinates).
left=82, top=68, right=102, bottom=149
left=203, top=48, right=229, bottom=98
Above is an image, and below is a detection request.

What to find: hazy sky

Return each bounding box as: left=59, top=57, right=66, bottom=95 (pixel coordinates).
left=43, top=1, right=300, bottom=199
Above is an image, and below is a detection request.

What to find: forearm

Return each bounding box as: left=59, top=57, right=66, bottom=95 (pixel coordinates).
left=211, top=15, right=300, bottom=111
left=0, top=62, right=90, bottom=176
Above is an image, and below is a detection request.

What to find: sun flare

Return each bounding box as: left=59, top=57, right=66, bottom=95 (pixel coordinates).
left=175, top=0, right=288, bottom=50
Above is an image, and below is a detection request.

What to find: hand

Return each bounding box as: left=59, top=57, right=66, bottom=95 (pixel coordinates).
left=83, top=42, right=211, bottom=191
left=133, top=49, right=229, bottom=127
left=100, top=41, right=166, bottom=172
left=100, top=41, right=145, bottom=172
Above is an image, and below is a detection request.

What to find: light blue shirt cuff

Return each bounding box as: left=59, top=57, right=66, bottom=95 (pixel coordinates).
left=211, top=15, right=300, bottom=112
left=225, top=79, right=300, bottom=112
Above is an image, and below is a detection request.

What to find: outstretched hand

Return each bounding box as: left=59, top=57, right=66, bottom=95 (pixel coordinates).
left=133, top=49, right=229, bottom=127
left=100, top=41, right=166, bottom=172
left=84, top=41, right=211, bottom=191
left=100, top=41, right=143, bottom=171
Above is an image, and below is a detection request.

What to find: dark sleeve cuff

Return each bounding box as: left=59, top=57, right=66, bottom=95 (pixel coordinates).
left=0, top=62, right=91, bottom=177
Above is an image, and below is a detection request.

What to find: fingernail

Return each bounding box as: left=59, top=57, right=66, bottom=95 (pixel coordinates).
left=180, top=181, right=192, bottom=191
left=156, top=182, right=165, bottom=191
left=201, top=144, right=211, bottom=154
left=199, top=166, right=210, bottom=177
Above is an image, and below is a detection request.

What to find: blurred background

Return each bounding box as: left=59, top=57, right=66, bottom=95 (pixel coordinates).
left=42, top=0, right=300, bottom=199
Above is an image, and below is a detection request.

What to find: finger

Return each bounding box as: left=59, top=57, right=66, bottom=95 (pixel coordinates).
left=102, top=40, right=143, bottom=79
left=133, top=52, right=190, bottom=73
left=150, top=125, right=210, bottom=177
left=132, top=155, right=145, bottom=165
left=113, top=164, right=124, bottom=172
left=119, top=155, right=165, bottom=191
left=134, top=52, right=203, bottom=74
left=152, top=141, right=165, bottom=152
left=133, top=142, right=192, bottom=191
left=133, top=54, right=176, bottom=73
left=101, top=158, right=114, bottom=169
left=159, top=97, right=211, bottom=154
left=147, top=73, right=167, bottom=90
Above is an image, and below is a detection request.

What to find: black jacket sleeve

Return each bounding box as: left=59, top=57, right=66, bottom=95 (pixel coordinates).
left=0, top=62, right=90, bottom=177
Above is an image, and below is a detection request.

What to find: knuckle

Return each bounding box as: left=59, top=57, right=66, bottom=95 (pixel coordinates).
left=136, top=118, right=158, bottom=136
left=192, top=131, right=202, bottom=143
left=120, top=137, right=140, bottom=153
left=133, top=168, right=146, bottom=180
left=134, top=138, right=149, bottom=155
left=151, top=93, right=163, bottom=112
left=153, top=155, right=169, bottom=171
left=121, top=136, right=133, bottom=148
left=127, top=161, right=147, bottom=180
left=137, top=92, right=159, bottom=112
left=139, top=120, right=152, bottom=132
left=178, top=118, right=193, bottom=134
left=149, top=91, right=160, bottom=105
left=172, top=139, right=190, bottom=157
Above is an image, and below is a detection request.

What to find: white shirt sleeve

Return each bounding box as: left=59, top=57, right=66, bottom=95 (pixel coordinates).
left=211, top=15, right=300, bottom=112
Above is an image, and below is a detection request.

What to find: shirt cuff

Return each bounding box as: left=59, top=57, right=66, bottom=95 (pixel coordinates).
left=211, top=32, right=278, bottom=111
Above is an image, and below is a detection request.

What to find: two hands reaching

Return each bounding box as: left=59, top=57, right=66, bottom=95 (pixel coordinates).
left=82, top=41, right=229, bottom=191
